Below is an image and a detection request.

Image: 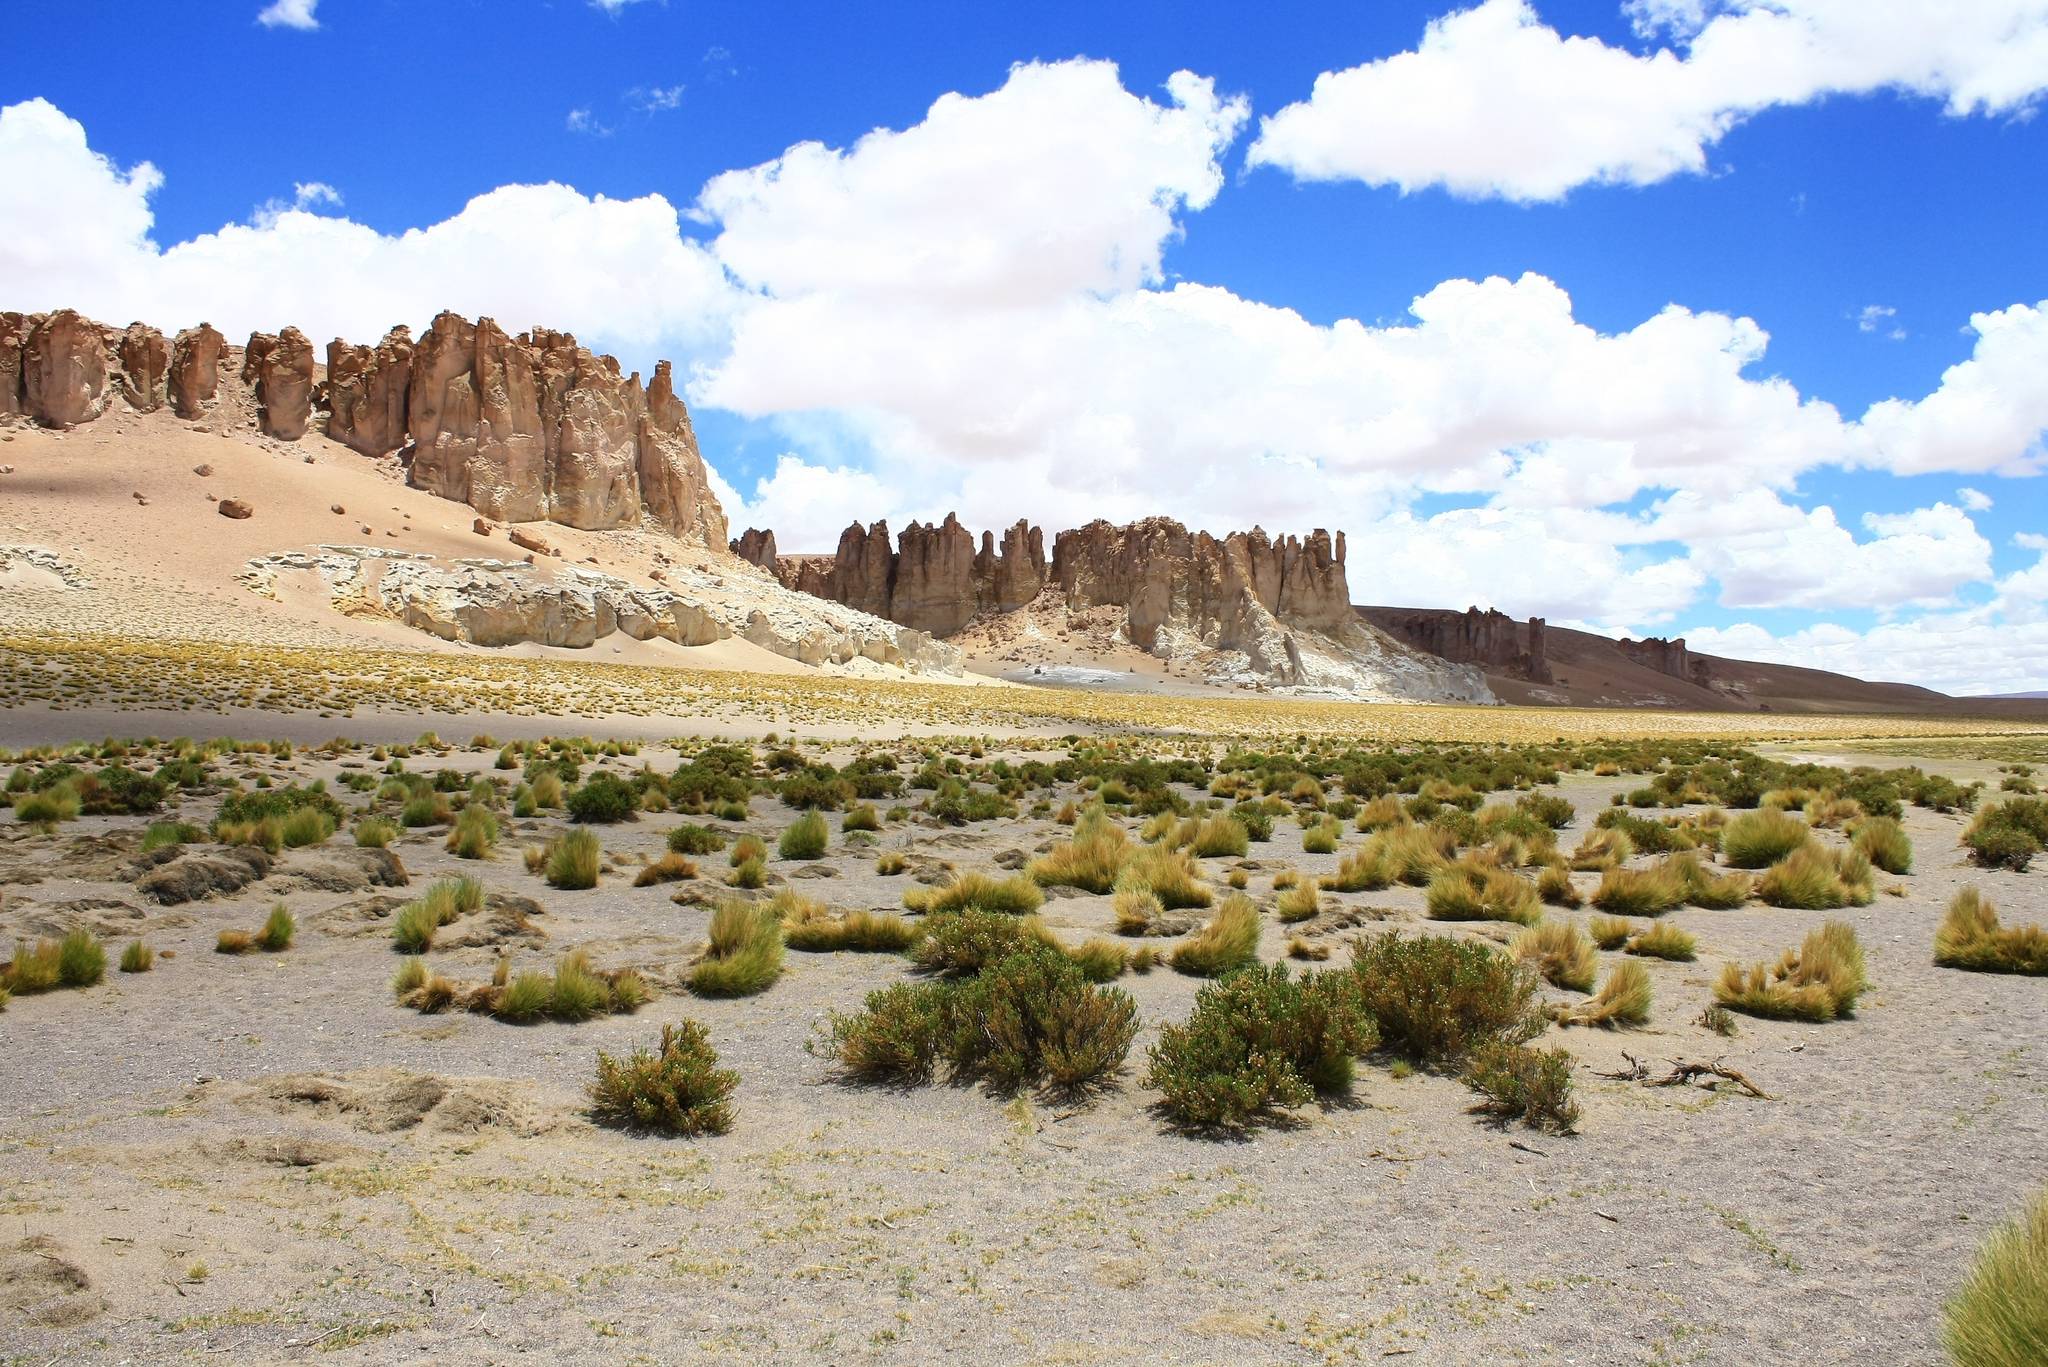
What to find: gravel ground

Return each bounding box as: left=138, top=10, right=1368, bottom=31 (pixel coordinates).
left=0, top=743, right=2042, bottom=1366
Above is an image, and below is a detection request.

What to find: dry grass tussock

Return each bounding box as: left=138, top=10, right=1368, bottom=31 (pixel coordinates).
left=1943, top=1188, right=2048, bottom=1367
left=1551, top=960, right=1652, bottom=1028
left=1935, top=887, right=2048, bottom=975
left=1424, top=859, right=1541, bottom=926
left=1512, top=920, right=1597, bottom=991
left=1716, top=921, right=1867, bottom=1021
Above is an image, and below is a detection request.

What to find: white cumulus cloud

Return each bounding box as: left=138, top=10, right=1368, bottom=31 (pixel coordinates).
left=1248, top=0, right=2048, bottom=202
left=256, top=0, right=319, bottom=32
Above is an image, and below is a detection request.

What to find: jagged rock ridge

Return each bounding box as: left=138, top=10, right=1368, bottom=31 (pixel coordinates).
left=0, top=308, right=726, bottom=550
left=1367, top=606, right=1552, bottom=684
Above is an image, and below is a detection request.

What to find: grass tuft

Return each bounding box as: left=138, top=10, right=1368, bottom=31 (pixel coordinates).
left=1715, top=921, right=1867, bottom=1021
left=1169, top=895, right=1261, bottom=977
left=1935, top=886, right=2048, bottom=975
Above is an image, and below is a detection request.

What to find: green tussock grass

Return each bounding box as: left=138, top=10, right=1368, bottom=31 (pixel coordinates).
left=785, top=906, right=921, bottom=953
left=446, top=804, right=499, bottom=859
left=353, top=816, right=399, bottom=849
left=119, top=939, right=154, bottom=973
left=391, top=876, right=483, bottom=954
left=1028, top=805, right=1128, bottom=892
left=1721, top=808, right=1810, bottom=868
left=544, top=829, right=602, bottom=889
left=778, top=809, right=829, bottom=860
left=688, top=901, right=785, bottom=997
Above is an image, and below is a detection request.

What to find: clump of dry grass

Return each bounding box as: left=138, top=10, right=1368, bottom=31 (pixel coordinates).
left=1169, top=895, right=1261, bottom=977
left=1587, top=913, right=1634, bottom=949
left=1511, top=920, right=1597, bottom=991
left=1850, top=815, right=1913, bottom=875
left=1118, top=843, right=1212, bottom=911
left=1943, top=1188, right=2048, bottom=1367
left=919, top=870, right=1045, bottom=916
left=1275, top=877, right=1321, bottom=924
left=1715, top=921, right=1867, bottom=1021
left=1755, top=842, right=1872, bottom=909
left=1536, top=862, right=1582, bottom=908
left=1569, top=827, right=1633, bottom=872
left=1029, top=805, right=1128, bottom=893
left=1552, top=960, right=1652, bottom=1028
left=1425, top=860, right=1541, bottom=926
left=1934, top=886, right=2048, bottom=975
left=1112, top=876, right=1166, bottom=936
left=1721, top=808, right=1810, bottom=868
left=633, top=852, right=699, bottom=887
left=688, top=901, right=785, bottom=998
left=1625, top=921, right=1697, bottom=961
left=784, top=905, right=921, bottom=953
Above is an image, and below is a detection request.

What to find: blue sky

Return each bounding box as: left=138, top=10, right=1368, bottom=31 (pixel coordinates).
left=3, top=0, right=2046, bottom=692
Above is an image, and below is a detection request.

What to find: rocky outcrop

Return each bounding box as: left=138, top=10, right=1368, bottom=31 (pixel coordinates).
left=168, top=324, right=224, bottom=418
left=325, top=326, right=413, bottom=457
left=731, top=527, right=778, bottom=569
left=242, top=327, right=315, bottom=440
left=893, top=515, right=980, bottom=635
left=376, top=562, right=727, bottom=650
left=6, top=307, right=730, bottom=551
left=774, top=514, right=1052, bottom=633
left=979, top=520, right=1046, bottom=614
left=1365, top=606, right=1552, bottom=683
left=1618, top=635, right=1711, bottom=687
left=22, top=310, right=110, bottom=427
left=115, top=323, right=168, bottom=411
left=0, top=312, right=26, bottom=418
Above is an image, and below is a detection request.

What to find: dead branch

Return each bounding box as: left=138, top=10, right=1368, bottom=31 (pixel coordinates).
left=1650, top=1058, right=1775, bottom=1099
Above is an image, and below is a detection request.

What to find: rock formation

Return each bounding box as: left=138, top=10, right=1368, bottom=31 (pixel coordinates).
left=242, top=328, right=316, bottom=440
left=22, top=310, right=110, bottom=427
left=326, top=326, right=413, bottom=456
left=0, top=312, right=27, bottom=418
left=977, top=520, right=1047, bottom=615
left=731, top=527, right=778, bottom=569
left=1365, top=606, right=1552, bottom=683
left=115, top=323, right=168, bottom=412
left=5, top=307, right=730, bottom=552
left=1617, top=635, right=1711, bottom=687
left=168, top=324, right=224, bottom=418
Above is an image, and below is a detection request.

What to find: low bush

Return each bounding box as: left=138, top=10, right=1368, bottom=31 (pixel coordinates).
left=1935, top=886, right=2048, bottom=975
left=567, top=772, right=639, bottom=824
left=1146, top=962, right=1379, bottom=1131
left=588, top=1021, right=737, bottom=1136
left=778, top=810, right=830, bottom=860
left=1943, top=1188, right=2048, bottom=1367
left=667, top=823, right=727, bottom=856
left=1552, top=960, right=1651, bottom=1028
left=912, top=910, right=1057, bottom=976
left=1962, top=797, right=2048, bottom=871
left=688, top=901, right=785, bottom=997
left=1461, top=1041, right=1579, bottom=1133
left=1348, top=933, right=1543, bottom=1066
left=1169, top=896, right=1261, bottom=977
left=1715, top=921, right=1867, bottom=1021
left=1511, top=920, right=1597, bottom=991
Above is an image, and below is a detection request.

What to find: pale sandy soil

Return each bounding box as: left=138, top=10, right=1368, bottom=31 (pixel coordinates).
left=1, top=742, right=2042, bottom=1366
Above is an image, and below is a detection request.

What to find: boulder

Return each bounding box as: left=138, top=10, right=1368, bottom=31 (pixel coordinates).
left=325, top=325, right=413, bottom=456
left=218, top=498, right=253, bottom=520
left=135, top=846, right=273, bottom=905
left=168, top=323, right=225, bottom=417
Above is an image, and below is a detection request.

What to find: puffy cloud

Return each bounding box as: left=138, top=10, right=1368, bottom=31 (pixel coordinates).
left=1958, top=486, right=1993, bottom=511
left=1851, top=302, right=2048, bottom=477
left=0, top=98, right=734, bottom=360
left=1248, top=0, right=2048, bottom=201
left=256, top=0, right=318, bottom=32
left=1676, top=500, right=1994, bottom=612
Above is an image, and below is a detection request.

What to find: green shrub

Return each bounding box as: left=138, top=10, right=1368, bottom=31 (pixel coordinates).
left=1349, top=933, right=1542, bottom=1065
left=688, top=901, right=785, bottom=997
left=1963, top=798, right=2048, bottom=871
left=354, top=816, right=399, bottom=849
left=545, top=829, right=602, bottom=889
left=119, top=940, right=154, bottom=974
left=778, top=810, right=829, bottom=860
left=912, top=910, right=1057, bottom=976
left=1721, top=808, right=1810, bottom=868
left=589, top=1021, right=737, bottom=1137
left=566, top=772, right=639, bottom=824
left=1935, top=887, right=2048, bottom=975
left=1462, top=1041, right=1579, bottom=1133
left=1146, top=962, right=1378, bottom=1131
left=819, top=981, right=947, bottom=1083
left=14, top=786, right=81, bottom=827
left=1943, top=1188, right=2048, bottom=1367
left=1169, top=896, right=1261, bottom=977
left=667, top=823, right=727, bottom=856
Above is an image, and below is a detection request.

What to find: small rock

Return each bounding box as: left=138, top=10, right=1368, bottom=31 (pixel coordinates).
left=303, top=453, right=315, bottom=464
left=472, top=518, right=492, bottom=537
left=192, top=464, right=212, bottom=476
left=218, top=498, right=253, bottom=519
left=331, top=504, right=346, bottom=515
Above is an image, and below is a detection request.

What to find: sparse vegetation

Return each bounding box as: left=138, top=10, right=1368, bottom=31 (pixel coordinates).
left=589, top=1021, right=737, bottom=1136
left=1716, top=921, right=1868, bottom=1021
left=1935, top=886, right=2048, bottom=975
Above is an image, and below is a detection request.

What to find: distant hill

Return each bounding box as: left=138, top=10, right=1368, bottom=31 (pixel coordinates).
left=1359, top=606, right=2048, bottom=717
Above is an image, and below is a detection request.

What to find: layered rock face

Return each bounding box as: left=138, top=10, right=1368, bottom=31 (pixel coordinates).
left=1, top=307, right=730, bottom=552
left=1366, top=606, right=1552, bottom=683
left=1618, top=635, right=1710, bottom=687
